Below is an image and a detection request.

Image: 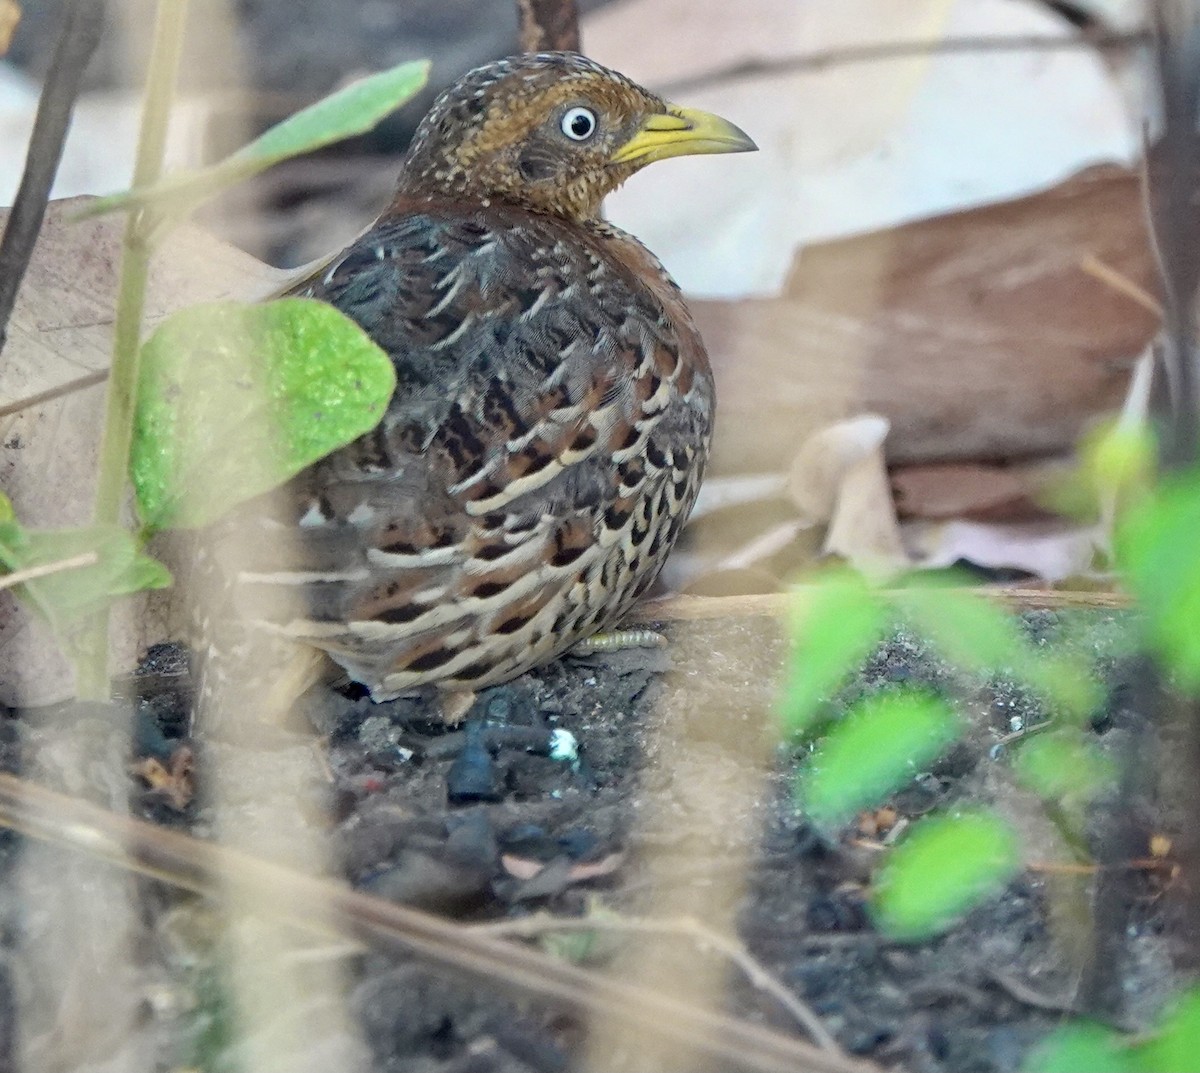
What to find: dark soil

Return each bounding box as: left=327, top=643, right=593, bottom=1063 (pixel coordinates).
left=2, top=606, right=1183, bottom=1073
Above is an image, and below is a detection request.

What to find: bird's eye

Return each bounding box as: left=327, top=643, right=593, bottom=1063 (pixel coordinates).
left=560, top=106, right=598, bottom=141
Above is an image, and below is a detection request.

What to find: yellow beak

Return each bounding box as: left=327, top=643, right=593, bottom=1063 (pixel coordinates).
left=609, top=104, right=757, bottom=166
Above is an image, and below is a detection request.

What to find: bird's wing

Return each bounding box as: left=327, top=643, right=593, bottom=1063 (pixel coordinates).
left=210, top=205, right=710, bottom=692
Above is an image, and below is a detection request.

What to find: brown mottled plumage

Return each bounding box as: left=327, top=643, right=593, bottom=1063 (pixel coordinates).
left=208, top=52, right=755, bottom=702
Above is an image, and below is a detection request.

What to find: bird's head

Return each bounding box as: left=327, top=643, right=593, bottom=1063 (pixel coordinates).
left=397, top=51, right=756, bottom=222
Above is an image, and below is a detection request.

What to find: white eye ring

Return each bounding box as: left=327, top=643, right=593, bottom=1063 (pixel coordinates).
left=560, top=106, right=598, bottom=141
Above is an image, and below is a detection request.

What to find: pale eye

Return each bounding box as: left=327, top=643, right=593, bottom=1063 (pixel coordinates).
left=560, top=106, right=598, bottom=141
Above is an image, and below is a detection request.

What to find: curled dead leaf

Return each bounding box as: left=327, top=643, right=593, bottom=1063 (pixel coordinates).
left=788, top=415, right=890, bottom=522
left=788, top=415, right=908, bottom=575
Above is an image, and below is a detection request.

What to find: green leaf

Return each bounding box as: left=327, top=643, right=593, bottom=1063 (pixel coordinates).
left=1020, top=653, right=1101, bottom=724
left=132, top=299, right=396, bottom=530
left=1022, top=1023, right=1135, bottom=1073
left=895, top=579, right=1096, bottom=719
left=800, top=690, right=961, bottom=826
left=1087, top=421, right=1156, bottom=501
left=0, top=521, right=171, bottom=633
left=227, top=60, right=428, bottom=171
left=85, top=59, right=429, bottom=219
left=778, top=573, right=888, bottom=738
left=895, top=580, right=1026, bottom=673
left=0, top=492, right=14, bottom=526
left=1014, top=731, right=1116, bottom=807
left=871, top=809, right=1019, bottom=941
left=1117, top=471, right=1200, bottom=691
left=1141, top=988, right=1200, bottom=1073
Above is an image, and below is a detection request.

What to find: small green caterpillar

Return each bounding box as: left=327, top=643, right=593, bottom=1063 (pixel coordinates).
left=574, top=629, right=666, bottom=653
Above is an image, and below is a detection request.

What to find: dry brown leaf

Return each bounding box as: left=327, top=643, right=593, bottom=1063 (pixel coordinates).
left=0, top=0, right=19, bottom=56
left=890, top=461, right=1055, bottom=521
left=0, top=197, right=291, bottom=706
left=130, top=745, right=194, bottom=811
left=2, top=166, right=1154, bottom=692
left=696, top=165, right=1153, bottom=482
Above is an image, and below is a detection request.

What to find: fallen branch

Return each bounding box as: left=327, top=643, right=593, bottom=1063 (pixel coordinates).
left=633, top=587, right=1133, bottom=624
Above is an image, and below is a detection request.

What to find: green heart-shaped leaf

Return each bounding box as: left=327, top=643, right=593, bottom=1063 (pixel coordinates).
left=131, top=298, right=396, bottom=530
left=871, top=809, right=1019, bottom=941
left=800, top=690, right=961, bottom=826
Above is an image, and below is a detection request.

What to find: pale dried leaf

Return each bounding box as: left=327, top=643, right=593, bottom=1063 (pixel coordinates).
left=785, top=414, right=907, bottom=576
left=501, top=852, right=625, bottom=884
left=0, top=197, right=291, bottom=706
left=822, top=442, right=908, bottom=576
left=905, top=519, right=1101, bottom=580
left=787, top=414, right=890, bottom=522
left=589, top=0, right=1135, bottom=296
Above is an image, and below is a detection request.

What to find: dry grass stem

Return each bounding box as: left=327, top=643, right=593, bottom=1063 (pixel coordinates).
left=471, top=913, right=843, bottom=1054
left=0, top=551, right=99, bottom=591
left=0, top=772, right=883, bottom=1073
left=0, top=368, right=108, bottom=419
left=1081, top=254, right=1164, bottom=316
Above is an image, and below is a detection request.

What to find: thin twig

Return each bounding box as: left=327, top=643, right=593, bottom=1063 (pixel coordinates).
left=471, top=913, right=844, bottom=1054
left=0, top=552, right=99, bottom=592
left=516, top=0, right=580, bottom=53
left=0, top=0, right=105, bottom=355
left=985, top=969, right=1079, bottom=1015
left=657, top=31, right=1151, bottom=96
left=80, top=0, right=190, bottom=700
left=0, top=369, right=108, bottom=420
left=0, top=773, right=878, bottom=1073
left=1080, top=254, right=1164, bottom=317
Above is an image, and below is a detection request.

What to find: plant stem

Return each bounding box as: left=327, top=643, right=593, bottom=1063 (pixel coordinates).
left=516, top=0, right=579, bottom=53
left=0, top=0, right=105, bottom=356
left=77, top=0, right=189, bottom=700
